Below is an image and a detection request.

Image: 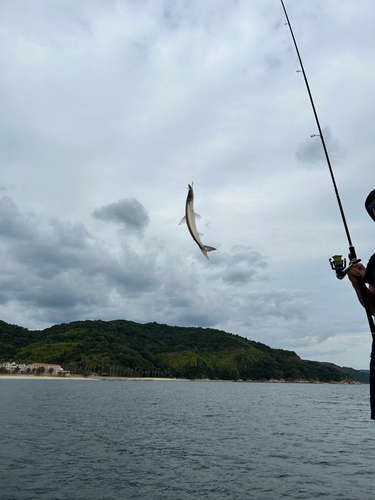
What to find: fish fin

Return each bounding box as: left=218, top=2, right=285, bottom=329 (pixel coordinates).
left=200, top=248, right=209, bottom=259
left=198, top=233, right=204, bottom=237
left=179, top=216, right=186, bottom=225
left=194, top=213, right=201, bottom=220
left=203, top=245, right=216, bottom=253
left=200, top=245, right=216, bottom=260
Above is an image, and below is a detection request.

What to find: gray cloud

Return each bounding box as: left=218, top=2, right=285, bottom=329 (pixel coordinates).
left=295, top=127, right=345, bottom=167
left=0, top=197, right=158, bottom=323
left=0, top=197, right=313, bottom=344
left=92, top=199, right=150, bottom=233
left=301, top=349, right=348, bottom=358
left=211, top=245, right=269, bottom=285
left=222, top=269, right=257, bottom=284
left=0, top=196, right=32, bottom=240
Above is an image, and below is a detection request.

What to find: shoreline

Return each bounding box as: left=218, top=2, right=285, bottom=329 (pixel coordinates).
left=0, top=375, right=184, bottom=381
left=0, top=374, right=361, bottom=384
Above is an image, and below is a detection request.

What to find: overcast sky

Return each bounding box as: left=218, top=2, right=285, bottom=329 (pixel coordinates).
left=1, top=0, right=375, bottom=369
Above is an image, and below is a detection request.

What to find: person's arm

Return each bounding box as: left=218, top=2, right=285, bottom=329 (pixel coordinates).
left=347, top=263, right=375, bottom=315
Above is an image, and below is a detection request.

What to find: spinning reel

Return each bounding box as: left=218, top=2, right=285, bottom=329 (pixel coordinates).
left=329, top=255, right=361, bottom=280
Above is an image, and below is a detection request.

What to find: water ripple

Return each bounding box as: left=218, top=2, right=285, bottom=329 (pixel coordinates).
left=0, top=380, right=373, bottom=500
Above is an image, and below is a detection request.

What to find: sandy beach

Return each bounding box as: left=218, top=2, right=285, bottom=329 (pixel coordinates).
left=0, top=374, right=189, bottom=381
left=0, top=375, right=359, bottom=383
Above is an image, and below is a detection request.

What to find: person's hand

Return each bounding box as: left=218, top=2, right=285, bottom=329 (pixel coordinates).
left=347, top=262, right=366, bottom=285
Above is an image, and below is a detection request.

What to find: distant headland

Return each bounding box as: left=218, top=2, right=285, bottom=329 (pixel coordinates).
left=0, top=319, right=368, bottom=384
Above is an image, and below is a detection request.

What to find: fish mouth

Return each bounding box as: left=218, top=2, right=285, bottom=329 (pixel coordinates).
left=187, top=184, right=194, bottom=201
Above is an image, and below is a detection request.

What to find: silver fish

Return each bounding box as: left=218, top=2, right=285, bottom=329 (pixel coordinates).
left=179, top=184, right=216, bottom=259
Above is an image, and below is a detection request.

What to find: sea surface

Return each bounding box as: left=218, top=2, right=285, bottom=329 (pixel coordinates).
left=0, top=379, right=374, bottom=500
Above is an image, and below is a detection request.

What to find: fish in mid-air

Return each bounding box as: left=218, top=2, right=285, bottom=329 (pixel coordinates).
left=179, top=184, right=216, bottom=260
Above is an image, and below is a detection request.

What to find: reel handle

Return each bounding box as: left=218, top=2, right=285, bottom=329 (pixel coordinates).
left=329, top=255, right=361, bottom=280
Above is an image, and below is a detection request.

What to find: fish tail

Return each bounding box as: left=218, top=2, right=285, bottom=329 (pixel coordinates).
left=204, top=246, right=216, bottom=253
left=201, top=245, right=216, bottom=259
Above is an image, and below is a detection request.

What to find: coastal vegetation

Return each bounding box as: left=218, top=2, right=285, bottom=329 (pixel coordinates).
left=0, top=319, right=358, bottom=383
left=318, top=362, right=369, bottom=384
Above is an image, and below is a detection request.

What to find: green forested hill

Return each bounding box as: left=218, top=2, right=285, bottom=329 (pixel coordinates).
left=0, top=319, right=354, bottom=382
left=318, top=362, right=369, bottom=384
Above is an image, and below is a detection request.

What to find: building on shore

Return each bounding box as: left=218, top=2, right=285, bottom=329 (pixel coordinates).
left=0, top=361, right=64, bottom=374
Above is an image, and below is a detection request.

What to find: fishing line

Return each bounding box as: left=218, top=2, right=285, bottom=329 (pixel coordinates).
left=292, top=45, right=331, bottom=258
left=313, top=167, right=331, bottom=260
left=189, top=31, right=206, bottom=185
left=280, top=0, right=375, bottom=335
left=280, top=12, right=330, bottom=256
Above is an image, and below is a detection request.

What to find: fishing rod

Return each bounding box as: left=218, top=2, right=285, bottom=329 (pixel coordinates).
left=280, top=0, right=375, bottom=335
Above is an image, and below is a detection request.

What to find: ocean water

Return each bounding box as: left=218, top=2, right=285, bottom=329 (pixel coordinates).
left=0, top=379, right=374, bottom=500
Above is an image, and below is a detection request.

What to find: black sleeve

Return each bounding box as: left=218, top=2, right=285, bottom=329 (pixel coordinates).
left=364, top=253, right=375, bottom=285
